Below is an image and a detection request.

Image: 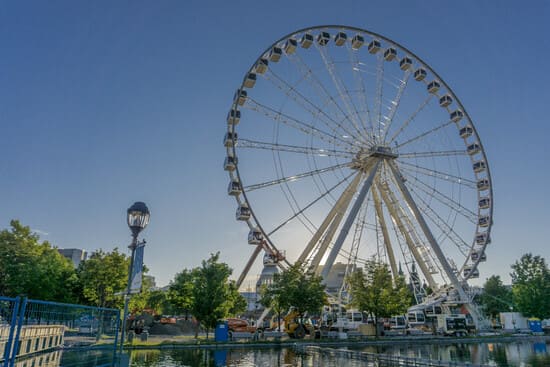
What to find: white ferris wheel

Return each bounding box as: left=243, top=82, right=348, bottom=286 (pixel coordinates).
left=224, top=25, right=493, bottom=311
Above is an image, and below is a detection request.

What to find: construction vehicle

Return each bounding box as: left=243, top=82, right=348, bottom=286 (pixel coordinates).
left=283, top=309, right=317, bottom=339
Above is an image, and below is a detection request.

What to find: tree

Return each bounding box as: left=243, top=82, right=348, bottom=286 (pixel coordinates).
left=168, top=269, right=196, bottom=319
left=0, top=220, right=77, bottom=302
left=480, top=275, right=513, bottom=319
left=260, top=263, right=327, bottom=318
left=347, top=260, right=411, bottom=336
left=77, top=248, right=129, bottom=309
left=227, top=281, right=247, bottom=317
left=510, top=253, right=550, bottom=319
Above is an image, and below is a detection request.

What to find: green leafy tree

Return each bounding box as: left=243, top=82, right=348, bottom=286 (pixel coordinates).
left=146, top=290, right=172, bottom=316
left=510, top=253, right=550, bottom=319
left=260, top=263, right=327, bottom=318
left=227, top=281, right=247, bottom=317
left=0, top=220, right=77, bottom=302
left=480, top=275, right=513, bottom=319
left=347, top=260, right=411, bottom=335
left=77, top=248, right=129, bottom=309
left=168, top=269, right=196, bottom=319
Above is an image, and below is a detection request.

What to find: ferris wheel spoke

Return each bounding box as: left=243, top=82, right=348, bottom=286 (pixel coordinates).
left=381, top=70, right=412, bottom=141
left=315, top=44, right=368, bottom=142
left=262, top=70, right=362, bottom=146
left=287, top=53, right=365, bottom=143
left=395, top=120, right=455, bottom=149
left=401, top=173, right=478, bottom=223
left=399, top=149, right=467, bottom=159
left=388, top=94, right=434, bottom=144
left=374, top=52, right=385, bottom=144
left=347, top=45, right=375, bottom=138
left=244, top=163, right=349, bottom=192
left=238, top=139, right=354, bottom=159
left=266, top=172, right=356, bottom=237
left=397, top=161, right=477, bottom=189
left=246, top=97, right=354, bottom=148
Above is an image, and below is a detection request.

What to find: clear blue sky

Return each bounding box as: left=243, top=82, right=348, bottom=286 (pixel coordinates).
left=1, top=0, right=549, bottom=288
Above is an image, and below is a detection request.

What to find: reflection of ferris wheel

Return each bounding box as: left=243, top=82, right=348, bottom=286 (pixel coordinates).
left=224, top=25, right=493, bottom=309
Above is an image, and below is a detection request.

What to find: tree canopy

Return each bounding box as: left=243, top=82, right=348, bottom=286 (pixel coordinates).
left=510, top=253, right=550, bottom=319
left=480, top=275, right=513, bottom=319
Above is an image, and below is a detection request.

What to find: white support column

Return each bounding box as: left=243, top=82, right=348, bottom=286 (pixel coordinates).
left=372, top=185, right=398, bottom=280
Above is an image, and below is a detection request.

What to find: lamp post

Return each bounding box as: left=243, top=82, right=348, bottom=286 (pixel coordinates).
left=120, top=202, right=150, bottom=349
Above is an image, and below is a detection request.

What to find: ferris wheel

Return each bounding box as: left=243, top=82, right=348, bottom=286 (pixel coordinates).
left=224, top=25, right=493, bottom=308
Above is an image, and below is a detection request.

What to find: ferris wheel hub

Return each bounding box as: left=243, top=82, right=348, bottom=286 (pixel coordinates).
left=351, top=146, right=397, bottom=171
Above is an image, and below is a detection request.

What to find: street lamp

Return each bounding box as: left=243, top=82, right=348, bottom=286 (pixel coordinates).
left=120, top=201, right=150, bottom=349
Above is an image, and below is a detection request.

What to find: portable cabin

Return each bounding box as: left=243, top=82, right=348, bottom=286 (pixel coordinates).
left=471, top=251, right=487, bottom=262
left=223, top=131, right=238, bottom=147
left=317, top=31, right=330, bottom=46
left=479, top=197, right=491, bottom=209
left=300, top=33, right=314, bottom=48
left=478, top=215, right=490, bottom=227
left=268, top=47, right=282, bottom=62
left=248, top=227, right=263, bottom=245
left=334, top=32, right=347, bottom=46
left=351, top=34, right=364, bottom=49
left=224, top=155, right=237, bottom=171
left=384, top=47, right=397, bottom=61
left=254, top=58, right=269, bottom=74
left=427, top=81, right=440, bottom=94
left=473, top=160, right=486, bottom=173
left=236, top=203, right=251, bottom=221
left=368, top=40, right=381, bottom=54
left=467, top=143, right=481, bottom=156
left=226, top=109, right=240, bottom=125
left=450, top=110, right=464, bottom=122
left=475, top=232, right=490, bottom=245
left=459, top=126, right=473, bottom=139
left=233, top=89, right=247, bottom=106
left=463, top=266, right=479, bottom=278
left=439, top=95, right=453, bottom=107
left=227, top=179, right=242, bottom=196
left=477, top=179, right=490, bottom=191
left=284, top=38, right=298, bottom=55
left=399, top=57, right=412, bottom=70
left=414, top=68, right=427, bottom=81
left=244, top=73, right=257, bottom=88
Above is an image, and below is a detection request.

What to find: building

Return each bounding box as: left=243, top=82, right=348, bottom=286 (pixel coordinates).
left=58, top=248, right=87, bottom=267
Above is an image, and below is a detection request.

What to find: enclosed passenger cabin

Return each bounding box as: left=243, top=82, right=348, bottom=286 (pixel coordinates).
left=414, top=68, right=427, bottom=81
left=463, top=266, right=479, bottom=278
left=236, top=203, right=251, bottom=221
left=407, top=310, right=426, bottom=326
left=467, top=143, right=481, bottom=155
left=244, top=73, right=257, bottom=88
left=384, top=47, right=397, bottom=61
left=368, top=40, right=381, bottom=54
left=263, top=252, right=277, bottom=266
left=427, top=81, right=440, bottom=94
left=479, top=197, right=491, bottom=209
left=473, top=160, right=486, bottom=173
left=475, top=232, right=490, bottom=245
left=227, top=179, right=242, bottom=196
left=351, top=34, right=364, bottom=49
left=317, top=31, right=330, bottom=46
left=248, top=227, right=263, bottom=245
left=226, top=109, right=240, bottom=125
left=335, top=32, right=347, bottom=46
left=254, top=58, right=268, bottom=74
left=284, top=38, right=297, bottom=55
left=223, top=131, right=238, bottom=147
left=300, top=33, right=314, bottom=48
left=233, top=89, right=247, bottom=106
left=471, top=251, right=487, bottom=262
left=477, top=179, right=490, bottom=191
left=224, top=155, right=237, bottom=171
left=459, top=126, right=473, bottom=139
left=439, top=95, right=453, bottom=107
left=268, top=47, right=282, bottom=62
left=450, top=110, right=464, bottom=122
left=478, top=215, right=491, bottom=227
left=399, top=57, right=412, bottom=70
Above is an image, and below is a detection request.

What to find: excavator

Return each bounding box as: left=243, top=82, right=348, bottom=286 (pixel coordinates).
left=283, top=308, right=318, bottom=339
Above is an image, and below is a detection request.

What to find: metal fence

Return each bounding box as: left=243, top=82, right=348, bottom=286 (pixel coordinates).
left=0, top=296, right=120, bottom=367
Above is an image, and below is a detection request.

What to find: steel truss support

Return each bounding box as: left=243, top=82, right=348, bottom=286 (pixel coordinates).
left=372, top=186, right=398, bottom=279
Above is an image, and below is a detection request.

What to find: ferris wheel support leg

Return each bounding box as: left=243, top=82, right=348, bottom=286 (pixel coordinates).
left=372, top=186, right=399, bottom=280
left=320, top=160, right=381, bottom=281
left=236, top=245, right=263, bottom=289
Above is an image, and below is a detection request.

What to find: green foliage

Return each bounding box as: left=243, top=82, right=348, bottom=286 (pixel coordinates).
left=347, top=260, right=411, bottom=333
left=227, top=281, right=247, bottom=317
left=260, top=263, right=327, bottom=317
left=480, top=275, right=513, bottom=319
left=168, top=269, right=196, bottom=317
left=0, top=220, right=77, bottom=302
left=146, top=289, right=172, bottom=315
left=510, top=253, right=550, bottom=319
